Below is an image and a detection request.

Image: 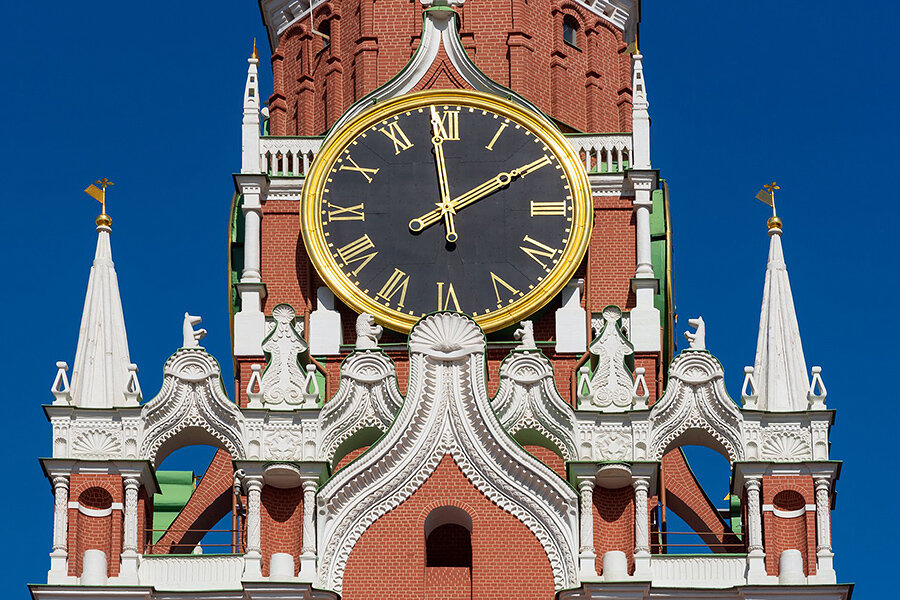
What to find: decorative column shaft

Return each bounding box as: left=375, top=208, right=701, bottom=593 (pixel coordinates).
left=814, top=478, right=832, bottom=553
left=302, top=480, right=317, bottom=556
left=634, top=198, right=653, bottom=278
left=122, top=478, right=140, bottom=553
left=745, top=479, right=764, bottom=554
left=246, top=479, right=263, bottom=554
left=579, top=480, right=595, bottom=554
left=51, top=477, right=69, bottom=552
left=633, top=479, right=650, bottom=554
left=242, top=203, right=262, bottom=282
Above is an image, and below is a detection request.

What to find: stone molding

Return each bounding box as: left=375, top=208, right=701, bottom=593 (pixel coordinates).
left=316, top=313, right=579, bottom=593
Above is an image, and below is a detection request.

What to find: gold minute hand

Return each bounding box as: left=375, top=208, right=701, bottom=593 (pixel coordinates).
left=408, top=155, right=551, bottom=232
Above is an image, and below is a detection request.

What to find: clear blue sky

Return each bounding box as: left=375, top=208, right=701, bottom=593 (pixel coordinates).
left=1, top=1, right=896, bottom=597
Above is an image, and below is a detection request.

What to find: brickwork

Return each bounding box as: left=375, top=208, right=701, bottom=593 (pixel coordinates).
left=152, top=449, right=235, bottom=554
left=267, top=1, right=632, bottom=136
left=762, top=475, right=816, bottom=577
left=661, top=449, right=743, bottom=553
left=523, top=444, right=567, bottom=480
left=424, top=566, right=471, bottom=600
left=340, top=454, right=555, bottom=600
left=593, top=485, right=634, bottom=574
left=261, top=485, right=304, bottom=576
left=67, top=474, right=123, bottom=578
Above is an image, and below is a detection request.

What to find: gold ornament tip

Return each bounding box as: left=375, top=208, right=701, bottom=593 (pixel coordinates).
left=767, top=215, right=782, bottom=230
left=96, top=214, right=112, bottom=228
left=251, top=38, right=258, bottom=59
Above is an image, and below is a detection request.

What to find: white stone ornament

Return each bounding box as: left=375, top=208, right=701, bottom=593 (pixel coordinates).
left=354, top=313, right=382, bottom=350
left=684, top=316, right=706, bottom=350
left=260, top=304, right=314, bottom=409
left=140, top=347, right=245, bottom=464
left=317, top=313, right=578, bottom=593
left=493, top=347, right=577, bottom=460
left=579, top=306, right=635, bottom=412
left=318, top=347, right=402, bottom=466
left=182, top=313, right=207, bottom=348
left=514, top=320, right=537, bottom=350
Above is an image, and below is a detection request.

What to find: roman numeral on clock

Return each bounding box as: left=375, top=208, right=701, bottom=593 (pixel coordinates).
left=338, top=156, right=379, bottom=183
left=520, top=235, right=560, bottom=269
left=336, top=235, right=378, bottom=276
left=327, top=202, right=365, bottom=221
left=377, top=268, right=410, bottom=308
left=530, top=200, right=567, bottom=217
left=490, top=272, right=520, bottom=305
left=431, top=107, right=460, bottom=140
left=485, top=121, right=508, bottom=151
left=436, top=281, right=461, bottom=312
left=377, top=121, right=414, bottom=154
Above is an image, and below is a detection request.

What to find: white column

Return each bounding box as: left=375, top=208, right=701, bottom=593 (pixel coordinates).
left=234, top=178, right=267, bottom=358
left=242, top=197, right=262, bottom=282
left=628, top=179, right=661, bottom=352
left=633, top=478, right=651, bottom=578
left=814, top=477, right=836, bottom=583
left=47, top=476, right=69, bottom=583
left=118, top=477, right=140, bottom=583
left=745, top=478, right=767, bottom=583
left=299, top=479, right=318, bottom=580
left=634, top=197, right=653, bottom=278
left=578, top=479, right=597, bottom=578
left=242, top=478, right=263, bottom=579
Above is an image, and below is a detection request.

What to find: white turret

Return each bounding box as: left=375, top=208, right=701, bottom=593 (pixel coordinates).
left=69, top=213, right=135, bottom=408
left=752, top=216, right=809, bottom=411
left=241, top=40, right=261, bottom=174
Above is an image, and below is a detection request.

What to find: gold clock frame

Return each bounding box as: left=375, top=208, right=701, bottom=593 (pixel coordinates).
left=300, top=90, right=593, bottom=334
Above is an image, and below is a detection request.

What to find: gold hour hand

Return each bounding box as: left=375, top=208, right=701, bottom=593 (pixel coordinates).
left=430, top=106, right=458, bottom=242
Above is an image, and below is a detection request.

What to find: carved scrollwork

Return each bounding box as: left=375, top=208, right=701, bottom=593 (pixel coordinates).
left=580, top=306, right=635, bottom=412
left=493, top=350, right=577, bottom=460
left=649, top=351, right=744, bottom=462
left=140, top=348, right=245, bottom=464
left=261, top=304, right=313, bottom=408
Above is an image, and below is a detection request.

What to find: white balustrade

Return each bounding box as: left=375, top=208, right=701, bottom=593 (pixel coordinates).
left=567, top=134, right=633, bottom=174
left=651, top=554, right=747, bottom=588
left=257, top=134, right=632, bottom=177
left=138, top=555, right=243, bottom=591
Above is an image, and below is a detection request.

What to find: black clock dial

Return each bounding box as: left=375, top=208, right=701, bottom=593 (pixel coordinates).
left=302, top=91, right=592, bottom=333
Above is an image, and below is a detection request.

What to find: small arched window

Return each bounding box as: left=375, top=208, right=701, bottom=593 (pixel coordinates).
left=425, top=506, right=472, bottom=568
left=318, top=20, right=331, bottom=50
left=563, top=15, right=579, bottom=48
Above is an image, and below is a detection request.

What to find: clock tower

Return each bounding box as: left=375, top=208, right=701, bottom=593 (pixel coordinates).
left=31, top=2, right=850, bottom=600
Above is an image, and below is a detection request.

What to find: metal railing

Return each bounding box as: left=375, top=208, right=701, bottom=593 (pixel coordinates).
left=144, top=528, right=244, bottom=555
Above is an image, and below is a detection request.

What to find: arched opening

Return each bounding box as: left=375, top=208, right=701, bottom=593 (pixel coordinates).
left=72, top=486, right=115, bottom=577
left=563, top=15, right=579, bottom=48
left=149, top=444, right=240, bottom=555
left=656, top=445, right=743, bottom=554
left=425, top=506, right=473, bottom=568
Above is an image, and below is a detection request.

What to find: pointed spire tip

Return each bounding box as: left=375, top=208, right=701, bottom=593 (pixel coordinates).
left=251, top=38, right=258, bottom=60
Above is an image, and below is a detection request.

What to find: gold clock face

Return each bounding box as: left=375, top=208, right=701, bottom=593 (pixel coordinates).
left=301, top=90, right=592, bottom=333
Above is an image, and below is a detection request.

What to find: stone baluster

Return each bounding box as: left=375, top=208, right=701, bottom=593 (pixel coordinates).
left=299, top=479, right=318, bottom=580
left=119, top=477, right=140, bottom=583
left=242, top=477, right=264, bottom=579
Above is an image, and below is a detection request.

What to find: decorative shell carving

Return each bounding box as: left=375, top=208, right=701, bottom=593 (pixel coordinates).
left=408, top=313, right=484, bottom=359
left=71, top=429, right=121, bottom=457
left=761, top=432, right=811, bottom=461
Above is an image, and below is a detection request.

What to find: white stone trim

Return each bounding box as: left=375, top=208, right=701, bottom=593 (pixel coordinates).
left=762, top=504, right=815, bottom=518
left=67, top=501, right=123, bottom=517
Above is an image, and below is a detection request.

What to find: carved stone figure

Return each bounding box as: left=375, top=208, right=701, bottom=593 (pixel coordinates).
left=260, top=304, right=311, bottom=408
left=355, top=313, right=383, bottom=350
left=514, top=320, right=536, bottom=350
left=580, top=306, right=634, bottom=412
left=684, top=316, right=706, bottom=350
left=182, top=313, right=207, bottom=348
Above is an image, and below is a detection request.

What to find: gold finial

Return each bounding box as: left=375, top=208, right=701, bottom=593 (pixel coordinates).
left=251, top=38, right=258, bottom=59
left=756, top=181, right=781, bottom=229
left=85, top=178, right=114, bottom=227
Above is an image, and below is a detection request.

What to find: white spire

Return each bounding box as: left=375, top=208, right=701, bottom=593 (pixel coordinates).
left=69, top=219, right=133, bottom=408
left=631, top=49, right=650, bottom=169
left=752, top=221, right=809, bottom=411
left=241, top=40, right=261, bottom=174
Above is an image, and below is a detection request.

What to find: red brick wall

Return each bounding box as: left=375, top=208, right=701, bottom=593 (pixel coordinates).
left=593, top=485, right=634, bottom=574
left=67, top=474, right=123, bottom=578
left=340, top=454, right=555, bottom=600
left=762, top=475, right=816, bottom=576
left=261, top=485, right=304, bottom=576
left=425, top=566, right=471, bottom=600
left=268, top=1, right=632, bottom=136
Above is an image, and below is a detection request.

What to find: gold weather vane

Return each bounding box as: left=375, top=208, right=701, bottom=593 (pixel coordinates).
left=756, top=181, right=782, bottom=229
left=85, top=178, right=114, bottom=226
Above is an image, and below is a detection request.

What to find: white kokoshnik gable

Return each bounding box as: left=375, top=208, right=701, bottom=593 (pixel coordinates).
left=316, top=313, right=579, bottom=594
